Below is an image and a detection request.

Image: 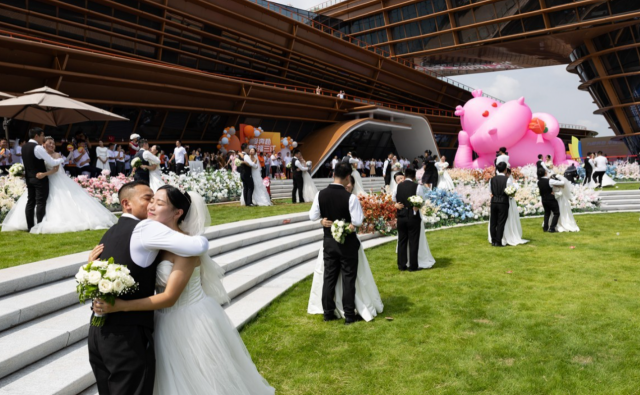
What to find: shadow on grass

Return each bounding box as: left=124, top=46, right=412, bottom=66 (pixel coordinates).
left=433, top=257, right=453, bottom=269
left=380, top=295, right=414, bottom=315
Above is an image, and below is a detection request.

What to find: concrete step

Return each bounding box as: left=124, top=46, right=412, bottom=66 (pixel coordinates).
left=203, top=212, right=309, bottom=239
left=78, top=385, right=98, bottom=395
left=215, top=229, right=323, bottom=274
left=600, top=204, right=640, bottom=211
left=600, top=199, right=640, bottom=206
left=0, top=278, right=78, bottom=333
left=599, top=190, right=640, bottom=197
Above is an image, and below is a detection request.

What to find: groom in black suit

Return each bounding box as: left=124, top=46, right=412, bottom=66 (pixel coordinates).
left=89, top=180, right=209, bottom=395
left=132, top=139, right=151, bottom=183
left=291, top=149, right=308, bottom=203
left=489, top=162, right=509, bottom=247
left=309, top=163, right=365, bottom=325
left=537, top=167, right=564, bottom=233
left=237, top=144, right=255, bottom=206
left=395, top=167, right=423, bottom=270
left=22, top=127, right=64, bottom=231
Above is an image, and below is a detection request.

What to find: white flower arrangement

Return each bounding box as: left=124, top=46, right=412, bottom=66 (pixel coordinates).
left=504, top=185, right=517, bottom=198
left=131, top=157, right=142, bottom=169
left=419, top=200, right=440, bottom=224
left=331, top=219, right=354, bottom=244
left=8, top=163, right=24, bottom=177
left=407, top=195, right=424, bottom=208
left=76, top=257, right=138, bottom=326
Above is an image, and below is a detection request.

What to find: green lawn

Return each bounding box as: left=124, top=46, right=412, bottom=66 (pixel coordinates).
left=602, top=182, right=639, bottom=191
left=0, top=200, right=311, bottom=269
left=240, top=212, right=640, bottom=395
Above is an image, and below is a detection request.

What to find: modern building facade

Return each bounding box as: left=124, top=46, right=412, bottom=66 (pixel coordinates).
left=0, top=0, right=597, bottom=173
left=316, top=0, right=640, bottom=152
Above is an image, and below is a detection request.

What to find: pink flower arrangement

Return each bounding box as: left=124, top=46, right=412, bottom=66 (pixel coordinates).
left=73, top=173, right=131, bottom=210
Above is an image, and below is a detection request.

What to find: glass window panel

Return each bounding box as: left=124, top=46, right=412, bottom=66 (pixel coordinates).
left=378, top=29, right=388, bottom=42
left=112, top=23, right=136, bottom=38
left=522, top=15, right=545, bottom=32
left=613, top=27, right=635, bottom=47
left=58, top=22, right=85, bottom=41
left=603, top=52, right=622, bottom=74
left=139, top=17, right=161, bottom=30
left=394, top=41, right=408, bottom=55
left=477, top=23, right=499, bottom=40
left=29, top=15, right=56, bottom=34
left=589, top=83, right=611, bottom=107
left=592, top=33, right=612, bottom=52
left=388, top=9, right=402, bottom=24
left=405, top=22, right=421, bottom=37
left=439, top=32, right=453, bottom=47
left=420, top=18, right=437, bottom=35
left=452, top=0, right=471, bottom=7
left=617, top=48, right=640, bottom=72
left=102, top=108, right=139, bottom=141
left=6, top=0, right=27, bottom=8
left=161, top=112, right=188, bottom=139
left=583, top=60, right=597, bottom=80
left=401, top=5, right=417, bottom=20
left=610, top=0, right=638, bottom=14
left=135, top=42, right=156, bottom=58
left=161, top=50, right=179, bottom=64
left=459, top=28, right=478, bottom=43
left=546, top=0, right=573, bottom=6
left=392, top=25, right=406, bottom=39
left=178, top=55, right=197, bottom=68
left=494, top=0, right=518, bottom=18
left=69, top=120, right=105, bottom=142
left=112, top=37, right=135, bottom=53
left=499, top=19, right=523, bottom=36
left=59, top=7, right=85, bottom=24
left=88, top=1, right=111, bottom=15
left=423, top=35, right=441, bottom=49
left=87, top=16, right=111, bottom=30
left=29, top=0, right=56, bottom=15
left=549, top=8, right=578, bottom=27
left=577, top=3, right=610, bottom=20
left=0, top=9, right=27, bottom=27
left=86, top=29, right=110, bottom=46
left=137, top=110, right=165, bottom=139
left=114, top=9, right=137, bottom=23
left=626, top=75, right=640, bottom=99
left=612, top=77, right=633, bottom=103
left=407, top=38, right=423, bottom=53
left=472, top=4, right=496, bottom=23
left=136, top=30, right=156, bottom=43
left=417, top=1, right=433, bottom=16
left=433, top=0, right=447, bottom=12
left=436, top=15, right=451, bottom=31
left=454, top=10, right=474, bottom=27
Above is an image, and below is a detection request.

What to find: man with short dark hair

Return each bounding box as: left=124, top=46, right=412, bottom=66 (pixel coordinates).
left=537, top=167, right=564, bottom=233
left=489, top=162, right=510, bottom=246
left=582, top=152, right=593, bottom=185
left=0, top=138, right=12, bottom=174
left=593, top=151, right=607, bottom=187
left=382, top=153, right=393, bottom=186
left=291, top=149, right=308, bottom=203
left=170, top=140, right=187, bottom=175
left=309, top=162, right=364, bottom=325
left=23, top=127, right=64, bottom=231
left=393, top=167, right=426, bottom=270
left=237, top=143, right=255, bottom=206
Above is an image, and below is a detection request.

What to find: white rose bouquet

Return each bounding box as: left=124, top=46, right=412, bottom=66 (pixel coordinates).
left=76, top=257, right=138, bottom=326
left=407, top=195, right=424, bottom=208
left=392, top=163, right=402, bottom=171
left=286, top=162, right=292, bottom=169
left=234, top=157, right=243, bottom=168
left=8, top=163, right=24, bottom=177
left=331, top=219, right=354, bottom=244
left=504, top=185, right=517, bottom=198
left=131, top=157, right=142, bottom=169
left=306, top=160, right=312, bottom=167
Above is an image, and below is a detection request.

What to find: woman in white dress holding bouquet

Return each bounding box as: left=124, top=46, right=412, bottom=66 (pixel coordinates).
left=307, top=175, right=383, bottom=321
left=299, top=154, right=318, bottom=203
left=435, top=156, right=455, bottom=191
left=551, top=175, right=580, bottom=232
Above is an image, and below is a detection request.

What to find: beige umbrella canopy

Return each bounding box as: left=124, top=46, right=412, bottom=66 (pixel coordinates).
left=0, top=92, right=15, bottom=99
left=0, top=86, right=128, bottom=127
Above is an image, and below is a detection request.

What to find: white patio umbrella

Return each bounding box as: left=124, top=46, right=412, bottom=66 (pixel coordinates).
left=0, top=86, right=128, bottom=127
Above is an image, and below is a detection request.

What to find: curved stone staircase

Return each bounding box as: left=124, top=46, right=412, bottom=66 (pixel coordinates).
left=269, top=177, right=385, bottom=200
left=599, top=189, right=640, bottom=212
left=0, top=213, right=395, bottom=395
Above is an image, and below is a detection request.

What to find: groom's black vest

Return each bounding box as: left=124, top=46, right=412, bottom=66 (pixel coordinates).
left=291, top=157, right=303, bottom=181
left=22, top=142, right=46, bottom=180
left=133, top=149, right=149, bottom=181
left=98, top=216, right=160, bottom=328
left=318, top=184, right=355, bottom=241
left=490, top=175, right=509, bottom=205
left=538, top=178, right=555, bottom=203
left=396, top=180, right=419, bottom=218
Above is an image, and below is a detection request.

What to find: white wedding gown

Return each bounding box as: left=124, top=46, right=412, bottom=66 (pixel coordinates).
left=487, top=198, right=529, bottom=246
left=587, top=173, right=616, bottom=188
left=307, top=239, right=384, bottom=321
left=147, top=154, right=164, bottom=192
left=551, top=176, right=580, bottom=232
left=435, top=162, right=455, bottom=191
left=240, top=165, right=272, bottom=206
left=389, top=170, right=399, bottom=194
left=301, top=171, right=318, bottom=203
left=2, top=163, right=117, bottom=233
left=351, top=168, right=366, bottom=196
left=154, top=261, right=274, bottom=395
left=397, top=211, right=436, bottom=269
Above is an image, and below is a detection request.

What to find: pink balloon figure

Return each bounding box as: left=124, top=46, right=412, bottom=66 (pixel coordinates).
left=453, top=90, right=574, bottom=168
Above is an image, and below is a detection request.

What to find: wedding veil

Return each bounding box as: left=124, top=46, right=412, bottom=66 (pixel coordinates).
left=180, top=192, right=230, bottom=305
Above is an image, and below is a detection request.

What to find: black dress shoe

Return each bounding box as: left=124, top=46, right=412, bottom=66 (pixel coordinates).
left=548, top=229, right=558, bottom=233
left=398, top=267, right=408, bottom=271
left=491, top=242, right=496, bottom=246
left=324, top=314, right=340, bottom=322
left=543, top=229, right=548, bottom=232
left=408, top=267, right=424, bottom=272
left=495, top=244, right=505, bottom=247
left=344, top=315, right=364, bottom=325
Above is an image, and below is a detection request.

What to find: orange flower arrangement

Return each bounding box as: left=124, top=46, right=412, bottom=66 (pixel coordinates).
left=358, top=193, right=398, bottom=235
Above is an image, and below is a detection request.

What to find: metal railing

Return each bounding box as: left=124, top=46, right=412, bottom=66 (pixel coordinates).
left=559, top=123, right=588, bottom=130
left=308, top=0, right=347, bottom=12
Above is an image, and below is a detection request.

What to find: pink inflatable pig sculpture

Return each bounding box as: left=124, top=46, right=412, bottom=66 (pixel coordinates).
left=453, top=90, right=574, bottom=169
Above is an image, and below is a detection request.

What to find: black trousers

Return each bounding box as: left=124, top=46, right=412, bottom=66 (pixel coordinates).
left=292, top=175, right=304, bottom=203
left=115, top=162, right=125, bottom=176
left=593, top=171, right=605, bottom=186
left=25, top=177, right=49, bottom=231
left=490, top=203, right=509, bottom=245
left=384, top=173, right=391, bottom=186
left=397, top=211, right=422, bottom=270
left=242, top=171, right=254, bottom=206
left=270, top=166, right=278, bottom=178
left=89, top=324, right=155, bottom=395
left=322, top=236, right=359, bottom=318
left=583, top=170, right=592, bottom=185
left=176, top=163, right=185, bottom=175
left=542, top=199, right=560, bottom=231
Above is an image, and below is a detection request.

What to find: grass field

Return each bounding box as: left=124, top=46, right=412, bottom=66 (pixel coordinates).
left=602, top=182, right=639, bottom=191
left=240, top=212, right=640, bottom=395
left=0, top=200, right=311, bottom=269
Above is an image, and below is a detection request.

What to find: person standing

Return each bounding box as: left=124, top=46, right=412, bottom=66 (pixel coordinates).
left=329, top=155, right=339, bottom=178
left=108, top=143, right=117, bottom=174
left=283, top=152, right=292, bottom=179
left=115, top=145, right=126, bottom=175
left=308, top=162, right=365, bottom=324
left=489, top=162, right=510, bottom=247
left=270, top=153, right=278, bottom=179
left=129, top=134, right=140, bottom=157
left=582, top=152, right=593, bottom=185
left=291, top=149, right=308, bottom=203
left=132, top=139, right=157, bottom=184
left=95, top=141, right=110, bottom=173
left=22, top=128, right=64, bottom=231
left=382, top=153, right=393, bottom=187
left=537, top=167, right=565, bottom=233
left=237, top=143, right=255, bottom=207
left=1, top=138, right=13, bottom=174
left=421, top=152, right=438, bottom=189
left=394, top=167, right=424, bottom=270
left=593, top=151, right=608, bottom=187
left=170, top=140, right=188, bottom=175
left=495, top=147, right=509, bottom=168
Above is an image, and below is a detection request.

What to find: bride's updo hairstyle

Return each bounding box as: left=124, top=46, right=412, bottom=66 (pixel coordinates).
left=158, top=185, right=191, bottom=224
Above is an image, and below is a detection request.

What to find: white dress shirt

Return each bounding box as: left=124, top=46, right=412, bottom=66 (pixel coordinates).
left=542, top=176, right=565, bottom=187
left=496, top=154, right=510, bottom=168
left=294, top=158, right=308, bottom=171
left=308, top=185, right=364, bottom=226
left=173, top=146, right=187, bottom=164
left=142, top=149, right=160, bottom=165
left=108, top=149, right=116, bottom=164
left=382, top=159, right=390, bottom=176
left=348, top=157, right=359, bottom=165
left=125, top=214, right=209, bottom=268
left=283, top=156, right=292, bottom=165
left=376, top=161, right=382, bottom=168
left=331, top=159, right=338, bottom=169
left=594, top=156, right=608, bottom=172
left=28, top=139, right=64, bottom=167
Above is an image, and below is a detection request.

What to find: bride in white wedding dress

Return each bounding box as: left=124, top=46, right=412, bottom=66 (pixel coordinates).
left=147, top=145, right=164, bottom=192
left=351, top=162, right=366, bottom=196
left=240, top=148, right=272, bottom=206
left=550, top=175, right=580, bottom=232
left=97, top=185, right=274, bottom=395
left=299, top=155, right=318, bottom=203
left=307, top=175, right=383, bottom=321
left=2, top=137, right=117, bottom=233
left=487, top=171, right=529, bottom=246
left=435, top=156, right=455, bottom=191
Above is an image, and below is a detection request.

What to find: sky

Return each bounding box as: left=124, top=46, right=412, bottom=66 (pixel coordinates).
left=285, top=0, right=613, bottom=137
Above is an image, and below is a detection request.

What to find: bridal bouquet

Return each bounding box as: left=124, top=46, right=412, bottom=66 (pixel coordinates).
left=392, top=163, right=402, bottom=171
left=504, top=185, right=517, bottom=198
left=407, top=195, right=424, bottom=208
left=438, top=170, right=444, bottom=176
left=331, top=220, right=354, bottom=244
left=306, top=161, right=312, bottom=167
left=131, top=157, right=142, bottom=169
left=286, top=162, right=292, bottom=169
left=234, top=157, right=243, bottom=168
left=76, top=258, right=138, bottom=327
left=554, top=191, right=563, bottom=198
left=8, top=163, right=24, bottom=178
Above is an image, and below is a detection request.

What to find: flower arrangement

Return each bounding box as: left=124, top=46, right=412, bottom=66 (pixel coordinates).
left=76, top=257, right=138, bottom=327
left=131, top=157, right=141, bottom=169
left=419, top=200, right=440, bottom=225
left=424, top=189, right=476, bottom=226
left=73, top=173, right=129, bottom=211
left=8, top=163, right=24, bottom=178
left=0, top=175, right=26, bottom=222
left=331, top=220, right=353, bottom=244
left=358, top=193, right=397, bottom=235
left=286, top=162, right=292, bottom=169
left=161, top=169, right=242, bottom=204
left=407, top=195, right=424, bottom=208
left=234, top=158, right=244, bottom=168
